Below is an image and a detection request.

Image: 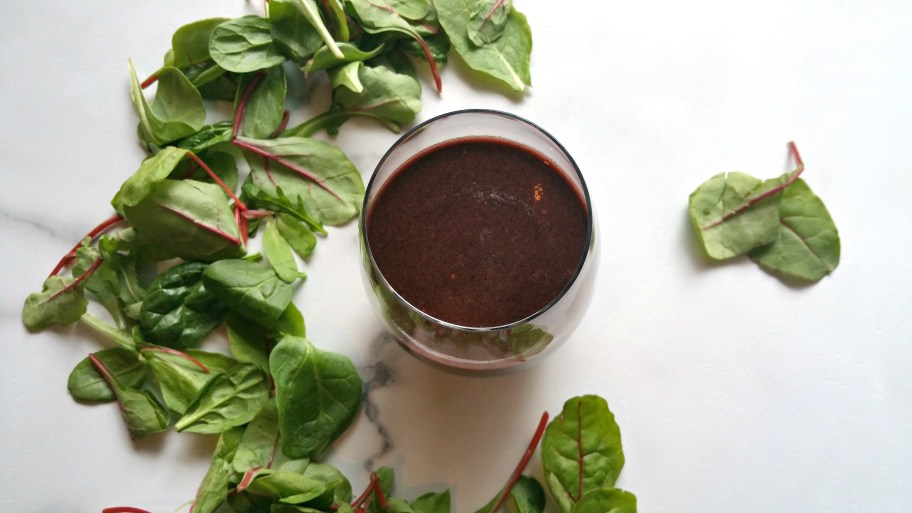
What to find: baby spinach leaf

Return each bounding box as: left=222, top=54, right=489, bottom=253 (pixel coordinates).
left=233, top=400, right=310, bottom=473
left=235, top=66, right=287, bottom=139
left=142, top=345, right=219, bottom=414
left=236, top=136, right=365, bottom=225
left=192, top=427, right=245, bottom=513
left=263, top=217, right=302, bottom=283
left=570, top=488, right=637, bottom=513
left=268, top=0, right=325, bottom=62
left=305, top=42, right=386, bottom=74
left=467, top=0, right=511, bottom=46
left=227, top=304, right=305, bottom=371
left=333, top=64, right=422, bottom=125
left=123, top=179, right=246, bottom=262
left=269, top=336, right=363, bottom=459
left=412, top=490, right=451, bottom=513
left=67, top=348, right=147, bottom=403
left=243, top=469, right=337, bottom=505
left=22, top=275, right=89, bottom=330
left=541, top=395, right=625, bottom=513
left=209, top=16, right=287, bottom=73
left=203, top=259, right=294, bottom=327
left=749, top=178, right=840, bottom=281
left=171, top=17, right=229, bottom=68
left=434, top=0, right=531, bottom=92
left=111, top=146, right=189, bottom=214
left=117, top=385, right=172, bottom=439
left=276, top=213, right=317, bottom=260
left=288, top=0, right=345, bottom=58
left=474, top=476, right=543, bottom=513
left=140, top=262, right=229, bottom=349
left=688, top=145, right=804, bottom=260
left=128, top=61, right=206, bottom=146
left=329, top=61, right=366, bottom=93
left=176, top=121, right=233, bottom=152
left=175, top=362, right=270, bottom=434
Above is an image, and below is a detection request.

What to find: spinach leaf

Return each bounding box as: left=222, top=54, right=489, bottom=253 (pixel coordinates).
left=111, top=146, right=189, bottom=214
left=474, top=476, right=543, bottom=513
left=192, top=427, right=245, bottom=513
left=117, top=385, right=172, bottom=439
left=263, top=216, right=303, bottom=283
left=203, top=259, right=295, bottom=327
left=243, top=469, right=338, bottom=505
left=288, top=0, right=345, bottom=58
left=236, top=136, right=365, bottom=225
left=123, top=179, right=246, bottom=262
left=412, top=491, right=452, bottom=513
left=304, top=42, right=386, bottom=74
left=233, top=400, right=310, bottom=473
left=140, top=261, right=229, bottom=349
left=128, top=61, right=206, bottom=146
left=227, top=303, right=305, bottom=371
left=749, top=178, right=840, bottom=281
left=570, top=488, right=637, bottom=513
left=67, top=348, right=147, bottom=403
left=276, top=212, right=317, bottom=260
left=171, top=17, right=229, bottom=68
left=142, top=345, right=220, bottom=414
left=175, top=362, right=270, bottom=434
left=235, top=65, right=287, bottom=139
left=209, top=16, right=287, bottom=73
left=541, top=395, right=625, bottom=513
left=269, top=336, right=363, bottom=459
left=268, top=0, right=325, bottom=62
left=22, top=275, right=89, bottom=330
left=434, top=0, right=531, bottom=92
left=176, top=121, right=234, bottom=152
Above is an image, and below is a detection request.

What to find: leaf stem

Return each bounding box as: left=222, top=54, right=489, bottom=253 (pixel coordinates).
left=49, top=214, right=123, bottom=277
left=102, top=507, right=152, bottom=513
left=80, top=312, right=137, bottom=350
left=45, top=256, right=104, bottom=304
left=232, top=72, right=267, bottom=139
left=187, top=151, right=248, bottom=211
left=139, top=345, right=210, bottom=372
left=371, top=471, right=388, bottom=511
left=488, top=411, right=550, bottom=513
left=232, top=138, right=344, bottom=200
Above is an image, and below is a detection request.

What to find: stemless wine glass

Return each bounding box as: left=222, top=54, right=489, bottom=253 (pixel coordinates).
left=359, top=109, right=598, bottom=372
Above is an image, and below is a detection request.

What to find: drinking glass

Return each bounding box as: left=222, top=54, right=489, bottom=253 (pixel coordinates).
left=359, top=109, right=598, bottom=372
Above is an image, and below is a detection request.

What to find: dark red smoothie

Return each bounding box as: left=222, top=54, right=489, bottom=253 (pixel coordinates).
left=365, top=137, right=588, bottom=328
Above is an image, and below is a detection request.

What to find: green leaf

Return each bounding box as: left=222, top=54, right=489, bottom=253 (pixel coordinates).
left=209, top=16, right=287, bottom=73
left=176, top=122, right=233, bottom=152
left=227, top=303, right=305, bottom=371
left=263, top=217, right=302, bottom=283
left=333, top=64, right=422, bottom=124
left=412, top=491, right=451, bottom=513
left=175, top=362, right=270, bottom=434
left=142, top=346, right=220, bottom=414
left=541, top=395, right=625, bottom=513
left=570, top=489, right=637, bottom=513
left=688, top=164, right=801, bottom=260
left=73, top=240, right=146, bottom=330
left=288, top=0, right=345, bottom=58
left=128, top=62, right=206, bottom=146
left=268, top=0, right=325, bottom=61
left=233, top=400, right=310, bottom=473
left=111, top=146, right=189, bottom=214
left=474, top=476, right=543, bottom=513
left=193, top=427, right=245, bottom=513
left=123, top=179, right=246, bottom=262
left=236, top=65, right=288, bottom=139
left=22, top=275, right=88, bottom=330
left=237, top=136, right=365, bottom=226
left=467, top=0, right=511, bottom=46
left=140, top=262, right=229, bottom=349
left=244, top=469, right=338, bottom=505
left=117, top=385, right=172, bottom=439
left=749, top=178, right=840, bottom=281
left=270, top=336, right=363, bottom=459
left=276, top=213, right=317, bottom=260
left=67, top=348, right=147, bottom=403
left=203, top=259, right=294, bottom=327
left=434, top=0, right=531, bottom=92
left=305, top=42, right=385, bottom=74
left=172, top=17, right=229, bottom=68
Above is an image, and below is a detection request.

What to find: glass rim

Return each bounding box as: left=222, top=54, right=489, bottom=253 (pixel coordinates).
left=360, top=108, right=593, bottom=332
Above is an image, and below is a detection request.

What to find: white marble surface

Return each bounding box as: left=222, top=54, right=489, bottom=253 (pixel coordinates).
left=2, top=1, right=911, bottom=512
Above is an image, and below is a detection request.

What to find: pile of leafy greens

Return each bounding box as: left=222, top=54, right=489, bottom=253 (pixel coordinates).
left=17, top=1, right=642, bottom=513
left=688, top=142, right=840, bottom=282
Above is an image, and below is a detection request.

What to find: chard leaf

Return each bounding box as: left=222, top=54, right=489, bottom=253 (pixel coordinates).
left=171, top=17, right=229, bottom=68
left=333, top=64, right=422, bottom=125
left=263, top=217, right=302, bottom=283
left=128, top=62, right=206, bottom=146
left=268, top=0, right=325, bottom=61
left=140, top=262, right=228, bottom=349
left=142, top=345, right=219, bottom=414
left=175, top=362, right=270, bottom=434
left=570, top=488, right=637, bottom=513
left=434, top=0, right=531, bottom=92
left=236, top=136, right=364, bottom=225
left=689, top=158, right=803, bottom=260
left=209, top=16, right=287, bottom=73
left=270, top=336, right=363, bottom=459
left=243, top=469, right=337, bottom=505
left=176, top=122, right=233, bottom=152
left=203, top=259, right=294, bottom=327
left=192, top=427, right=245, bottom=513
left=73, top=243, right=140, bottom=330
left=22, top=275, right=88, bottom=330
left=412, top=491, right=452, bottom=513
left=749, top=178, right=840, bottom=281
left=467, top=0, right=511, bottom=46
left=111, top=146, right=189, bottom=214
left=67, top=348, right=147, bottom=403
left=235, top=65, right=287, bottom=139
left=122, top=179, right=245, bottom=262
left=474, top=476, right=543, bottom=513
left=541, top=395, right=625, bottom=513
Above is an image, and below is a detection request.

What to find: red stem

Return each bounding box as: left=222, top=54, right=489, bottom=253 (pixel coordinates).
left=139, top=346, right=210, bottom=372
left=187, top=152, right=247, bottom=211
left=49, top=214, right=123, bottom=278
left=140, top=74, right=159, bottom=90
left=415, top=36, right=442, bottom=93
left=103, top=507, right=152, bottom=513
left=371, top=471, right=388, bottom=511
left=236, top=466, right=264, bottom=492
left=232, top=138, right=343, bottom=200
left=45, top=257, right=103, bottom=304
left=232, top=72, right=267, bottom=139
left=701, top=141, right=805, bottom=230
left=272, top=110, right=291, bottom=137
left=488, top=411, right=550, bottom=513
